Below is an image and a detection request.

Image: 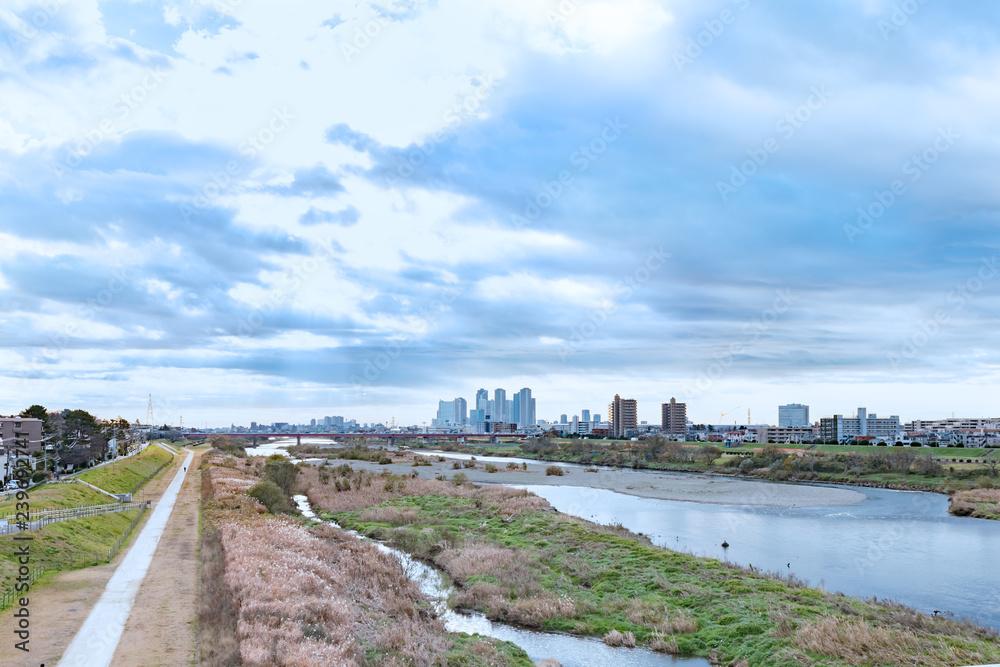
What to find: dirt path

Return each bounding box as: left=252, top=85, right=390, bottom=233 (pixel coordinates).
left=0, top=449, right=185, bottom=667
left=59, top=450, right=193, bottom=666
left=110, top=448, right=204, bottom=667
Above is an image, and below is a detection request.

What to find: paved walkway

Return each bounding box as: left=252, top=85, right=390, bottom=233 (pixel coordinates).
left=57, top=450, right=193, bottom=667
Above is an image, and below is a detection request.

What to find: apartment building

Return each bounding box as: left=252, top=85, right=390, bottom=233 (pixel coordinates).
left=609, top=394, right=638, bottom=438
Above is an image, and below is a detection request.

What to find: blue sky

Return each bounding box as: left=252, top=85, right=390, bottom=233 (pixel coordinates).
left=1, top=0, right=998, bottom=426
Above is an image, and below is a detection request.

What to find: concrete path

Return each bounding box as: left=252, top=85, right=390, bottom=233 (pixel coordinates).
left=57, top=450, right=193, bottom=667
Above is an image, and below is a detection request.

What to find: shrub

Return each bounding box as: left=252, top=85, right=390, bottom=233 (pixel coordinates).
left=451, top=472, right=468, bottom=485
left=545, top=466, right=564, bottom=476
left=264, top=457, right=299, bottom=495
left=585, top=467, right=599, bottom=473
left=31, top=471, right=48, bottom=483
left=485, top=463, right=499, bottom=473
left=507, top=462, right=519, bottom=469
left=452, top=461, right=462, bottom=470
left=378, top=456, right=393, bottom=465
left=248, top=481, right=290, bottom=514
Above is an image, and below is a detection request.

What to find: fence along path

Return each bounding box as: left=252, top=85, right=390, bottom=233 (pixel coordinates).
left=0, top=501, right=149, bottom=536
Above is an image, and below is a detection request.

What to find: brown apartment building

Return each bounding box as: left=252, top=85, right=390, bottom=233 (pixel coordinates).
left=609, top=394, right=638, bottom=438
left=0, top=416, right=44, bottom=452
left=661, top=397, right=687, bottom=435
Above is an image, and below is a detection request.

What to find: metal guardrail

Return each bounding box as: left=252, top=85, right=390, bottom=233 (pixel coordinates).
left=0, top=501, right=148, bottom=535
left=108, top=504, right=148, bottom=561
left=0, top=565, right=43, bottom=611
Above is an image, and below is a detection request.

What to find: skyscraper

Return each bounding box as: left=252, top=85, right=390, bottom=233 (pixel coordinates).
left=453, top=397, right=467, bottom=425
left=581, top=409, right=591, bottom=423
left=494, top=388, right=507, bottom=422
left=609, top=394, right=638, bottom=438
left=661, top=397, right=687, bottom=435
left=515, top=388, right=534, bottom=428
left=560, top=414, right=568, bottom=424
left=778, top=403, right=810, bottom=428
left=476, top=388, right=489, bottom=413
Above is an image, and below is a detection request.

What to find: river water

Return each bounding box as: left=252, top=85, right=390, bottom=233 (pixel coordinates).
left=292, top=495, right=709, bottom=666
left=413, top=451, right=1000, bottom=629
left=267, top=441, right=999, bottom=630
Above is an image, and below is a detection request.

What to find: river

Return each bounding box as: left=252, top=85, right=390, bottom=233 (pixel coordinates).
left=417, top=450, right=1000, bottom=630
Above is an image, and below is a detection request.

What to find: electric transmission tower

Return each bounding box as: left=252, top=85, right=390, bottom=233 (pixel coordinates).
left=146, top=394, right=154, bottom=427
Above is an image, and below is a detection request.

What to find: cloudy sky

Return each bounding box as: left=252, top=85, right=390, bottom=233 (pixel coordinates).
left=1, top=0, right=998, bottom=427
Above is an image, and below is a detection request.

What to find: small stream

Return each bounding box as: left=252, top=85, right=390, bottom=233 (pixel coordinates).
left=292, top=495, right=709, bottom=667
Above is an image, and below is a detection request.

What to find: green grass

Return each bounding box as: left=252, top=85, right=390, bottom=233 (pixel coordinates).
left=76, top=445, right=175, bottom=494
left=0, top=483, right=113, bottom=515
left=0, top=508, right=143, bottom=591
left=328, top=492, right=1000, bottom=667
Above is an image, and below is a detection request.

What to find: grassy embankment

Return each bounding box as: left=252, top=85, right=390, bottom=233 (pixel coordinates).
left=0, top=445, right=178, bottom=595
left=199, top=451, right=532, bottom=667
left=76, top=443, right=175, bottom=494
left=300, top=463, right=1000, bottom=667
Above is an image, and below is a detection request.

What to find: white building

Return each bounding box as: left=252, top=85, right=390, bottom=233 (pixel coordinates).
left=778, top=403, right=810, bottom=428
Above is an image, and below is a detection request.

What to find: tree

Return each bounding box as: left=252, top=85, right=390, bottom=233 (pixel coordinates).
left=19, top=405, right=50, bottom=432
left=264, top=456, right=299, bottom=495
left=700, top=446, right=722, bottom=468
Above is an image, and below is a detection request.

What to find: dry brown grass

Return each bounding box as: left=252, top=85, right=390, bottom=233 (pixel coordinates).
left=602, top=629, right=635, bottom=647
left=950, top=487, right=1000, bottom=518
left=794, top=617, right=989, bottom=667
left=359, top=506, right=419, bottom=525
left=200, top=455, right=522, bottom=666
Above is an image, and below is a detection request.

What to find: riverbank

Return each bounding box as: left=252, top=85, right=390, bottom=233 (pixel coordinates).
left=199, top=452, right=533, bottom=666
left=288, top=444, right=868, bottom=508
left=949, top=487, right=1000, bottom=519
left=301, top=464, right=1000, bottom=667
left=400, top=441, right=1000, bottom=515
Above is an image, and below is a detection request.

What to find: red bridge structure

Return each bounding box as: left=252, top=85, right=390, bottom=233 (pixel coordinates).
left=180, top=432, right=530, bottom=446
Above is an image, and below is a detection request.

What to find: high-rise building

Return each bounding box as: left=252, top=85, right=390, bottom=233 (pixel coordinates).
left=454, top=397, right=467, bottom=425
left=476, top=388, right=489, bottom=414
left=609, top=394, right=638, bottom=438
left=581, top=409, right=591, bottom=423
left=778, top=403, right=810, bottom=428
left=515, top=388, right=534, bottom=428
left=594, top=413, right=601, bottom=423
left=661, top=398, right=687, bottom=435
left=560, top=414, right=568, bottom=424
left=494, top=389, right=507, bottom=422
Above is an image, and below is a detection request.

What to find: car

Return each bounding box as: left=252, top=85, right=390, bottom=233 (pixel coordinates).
left=4, top=481, right=20, bottom=491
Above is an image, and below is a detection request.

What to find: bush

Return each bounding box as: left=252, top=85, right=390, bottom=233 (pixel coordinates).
left=451, top=472, right=468, bottom=485
left=484, top=463, right=498, bottom=473
left=31, top=471, right=48, bottom=483
left=248, top=481, right=290, bottom=514
left=378, top=456, right=393, bottom=465
left=738, top=458, right=755, bottom=474
left=263, top=457, right=299, bottom=495
left=452, top=461, right=462, bottom=470
left=545, top=466, right=564, bottom=476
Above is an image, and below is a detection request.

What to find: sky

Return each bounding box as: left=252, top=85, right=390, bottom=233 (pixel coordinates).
left=1, top=0, right=999, bottom=427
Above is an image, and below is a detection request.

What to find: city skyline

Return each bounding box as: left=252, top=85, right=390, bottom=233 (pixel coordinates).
left=2, top=2, right=999, bottom=427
